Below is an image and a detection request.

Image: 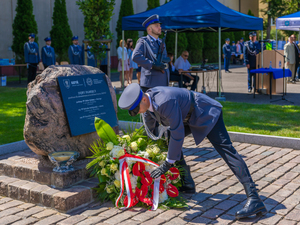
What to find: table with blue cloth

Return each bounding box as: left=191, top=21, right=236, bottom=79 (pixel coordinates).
left=250, top=68, right=292, bottom=99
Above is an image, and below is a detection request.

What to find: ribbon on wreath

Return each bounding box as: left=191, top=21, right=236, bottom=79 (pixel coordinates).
left=116, top=154, right=161, bottom=210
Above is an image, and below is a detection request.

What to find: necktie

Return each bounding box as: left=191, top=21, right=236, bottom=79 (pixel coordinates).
left=156, top=40, right=160, bottom=48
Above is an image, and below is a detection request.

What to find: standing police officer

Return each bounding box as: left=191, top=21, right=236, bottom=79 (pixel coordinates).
left=41, top=37, right=55, bottom=69
left=68, top=36, right=84, bottom=65
left=24, top=33, right=39, bottom=83
left=118, top=83, right=267, bottom=219
left=132, top=14, right=169, bottom=92
left=244, top=32, right=259, bottom=93
left=223, top=38, right=232, bottom=73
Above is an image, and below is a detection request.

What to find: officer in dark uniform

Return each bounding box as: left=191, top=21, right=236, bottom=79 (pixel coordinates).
left=240, top=37, right=244, bottom=53
left=244, top=32, right=259, bottom=93
left=132, top=14, right=169, bottom=92
left=41, top=37, right=56, bottom=69
left=86, top=45, right=97, bottom=67
left=68, top=36, right=84, bottom=65
left=24, top=33, right=40, bottom=83
left=223, top=38, right=232, bottom=73
left=118, top=83, right=267, bottom=219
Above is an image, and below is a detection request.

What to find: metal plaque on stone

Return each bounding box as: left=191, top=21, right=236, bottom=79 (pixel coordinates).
left=57, top=73, right=117, bottom=136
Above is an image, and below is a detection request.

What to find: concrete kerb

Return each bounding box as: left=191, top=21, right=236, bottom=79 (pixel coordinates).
left=1, top=120, right=299, bottom=155
left=0, top=140, right=29, bottom=156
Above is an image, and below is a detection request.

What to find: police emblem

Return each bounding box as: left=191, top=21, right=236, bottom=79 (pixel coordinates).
left=86, top=77, right=93, bottom=86
left=63, top=79, right=71, bottom=89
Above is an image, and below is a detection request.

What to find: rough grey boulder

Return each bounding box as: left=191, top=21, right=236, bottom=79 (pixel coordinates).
left=24, top=65, right=118, bottom=159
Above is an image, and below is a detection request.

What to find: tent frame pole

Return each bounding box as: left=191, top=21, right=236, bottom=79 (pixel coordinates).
left=276, top=29, right=278, bottom=50
left=218, top=27, right=222, bottom=98
left=261, top=30, right=264, bottom=92
left=122, top=30, right=125, bottom=90
left=175, top=30, right=178, bottom=60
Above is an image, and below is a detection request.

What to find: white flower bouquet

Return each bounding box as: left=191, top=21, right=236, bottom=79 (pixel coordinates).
left=86, top=118, right=187, bottom=210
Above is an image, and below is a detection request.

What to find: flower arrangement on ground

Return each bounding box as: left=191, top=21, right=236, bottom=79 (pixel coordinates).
left=86, top=118, right=187, bottom=210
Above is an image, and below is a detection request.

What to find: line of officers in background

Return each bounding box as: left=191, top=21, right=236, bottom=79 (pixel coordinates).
left=24, top=33, right=108, bottom=83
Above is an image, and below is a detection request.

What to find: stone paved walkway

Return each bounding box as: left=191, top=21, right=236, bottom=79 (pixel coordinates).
left=1, top=137, right=300, bottom=225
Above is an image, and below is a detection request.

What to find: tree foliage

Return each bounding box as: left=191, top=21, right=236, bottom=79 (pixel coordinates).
left=165, top=32, right=188, bottom=60
left=12, top=0, right=38, bottom=63
left=260, top=0, right=287, bottom=39
left=147, top=0, right=160, bottom=10
left=50, top=0, right=73, bottom=62
left=77, top=0, right=115, bottom=60
left=116, top=0, right=138, bottom=48
left=186, top=32, right=204, bottom=64
left=281, top=0, right=300, bottom=38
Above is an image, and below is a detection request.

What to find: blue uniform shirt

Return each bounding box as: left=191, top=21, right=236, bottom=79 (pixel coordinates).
left=244, top=40, right=259, bottom=68
left=231, top=45, right=237, bottom=54
left=101, top=44, right=108, bottom=66
left=68, top=44, right=84, bottom=65
left=222, top=43, right=231, bottom=57
left=132, top=35, right=169, bottom=88
left=87, top=48, right=97, bottom=67
left=24, top=41, right=40, bottom=64
left=41, top=45, right=55, bottom=66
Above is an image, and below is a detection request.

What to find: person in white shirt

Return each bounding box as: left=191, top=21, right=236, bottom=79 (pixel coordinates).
left=174, top=51, right=199, bottom=91
left=117, top=39, right=129, bottom=87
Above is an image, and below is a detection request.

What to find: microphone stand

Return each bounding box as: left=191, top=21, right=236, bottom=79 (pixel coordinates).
left=270, top=49, right=294, bottom=104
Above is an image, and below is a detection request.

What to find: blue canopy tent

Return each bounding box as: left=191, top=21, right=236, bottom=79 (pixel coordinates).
left=276, top=11, right=300, bottom=49
left=120, top=0, right=263, bottom=99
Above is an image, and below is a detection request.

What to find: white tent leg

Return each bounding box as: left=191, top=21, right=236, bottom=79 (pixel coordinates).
left=122, top=30, right=125, bottom=89
left=219, top=27, right=221, bottom=97
left=175, top=31, right=178, bottom=60
left=215, top=27, right=225, bottom=101
left=261, top=30, right=265, bottom=93
left=276, top=29, right=278, bottom=50
left=108, top=42, right=111, bottom=79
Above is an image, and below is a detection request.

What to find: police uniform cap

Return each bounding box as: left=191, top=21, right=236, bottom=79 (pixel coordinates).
left=118, top=83, right=144, bottom=117
left=249, top=32, right=256, bottom=37
left=225, top=38, right=230, bottom=41
left=28, top=33, right=35, bottom=38
left=240, top=37, right=244, bottom=40
left=44, top=37, right=51, bottom=42
left=142, top=14, right=162, bottom=28
left=72, top=36, right=79, bottom=41
left=232, top=41, right=235, bottom=43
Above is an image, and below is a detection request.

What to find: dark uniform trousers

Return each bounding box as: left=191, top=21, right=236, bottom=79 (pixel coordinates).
left=28, top=63, right=38, bottom=84
left=184, top=112, right=252, bottom=184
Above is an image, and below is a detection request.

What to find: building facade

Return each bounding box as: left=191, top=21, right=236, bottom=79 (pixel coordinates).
left=0, top=0, right=259, bottom=61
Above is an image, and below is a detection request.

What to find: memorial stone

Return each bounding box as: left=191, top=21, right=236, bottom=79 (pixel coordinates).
left=24, top=65, right=118, bottom=159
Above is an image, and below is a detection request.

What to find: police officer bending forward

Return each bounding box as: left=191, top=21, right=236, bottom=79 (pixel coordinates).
left=119, top=83, right=267, bottom=219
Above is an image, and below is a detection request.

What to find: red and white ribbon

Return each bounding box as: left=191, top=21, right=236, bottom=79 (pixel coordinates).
left=116, top=154, right=160, bottom=210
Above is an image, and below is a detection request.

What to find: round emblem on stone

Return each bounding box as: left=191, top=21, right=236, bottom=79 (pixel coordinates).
left=86, top=77, right=93, bottom=86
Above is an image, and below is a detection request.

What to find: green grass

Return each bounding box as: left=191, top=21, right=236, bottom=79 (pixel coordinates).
left=221, top=102, right=300, bottom=138
left=1, top=88, right=300, bottom=145
left=0, top=87, right=27, bottom=145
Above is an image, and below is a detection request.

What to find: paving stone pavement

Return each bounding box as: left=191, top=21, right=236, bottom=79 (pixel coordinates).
left=1, top=137, right=300, bottom=224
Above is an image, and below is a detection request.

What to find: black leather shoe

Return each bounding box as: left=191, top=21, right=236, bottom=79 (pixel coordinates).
left=179, top=165, right=196, bottom=193
left=176, top=152, right=196, bottom=194
left=236, top=183, right=267, bottom=219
